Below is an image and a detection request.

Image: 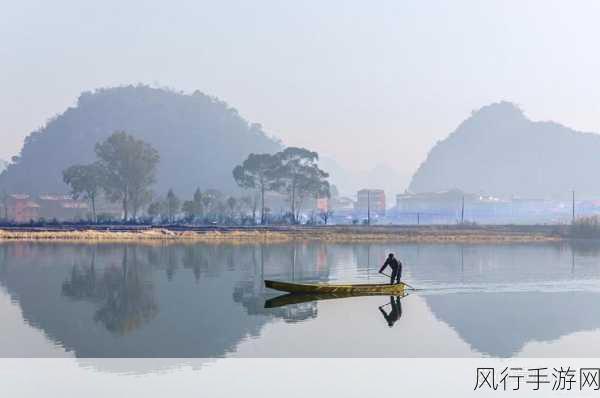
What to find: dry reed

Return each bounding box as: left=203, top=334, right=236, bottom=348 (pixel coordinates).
left=0, top=227, right=561, bottom=245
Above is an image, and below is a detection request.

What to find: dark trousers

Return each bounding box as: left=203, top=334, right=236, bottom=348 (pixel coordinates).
left=390, top=267, right=401, bottom=284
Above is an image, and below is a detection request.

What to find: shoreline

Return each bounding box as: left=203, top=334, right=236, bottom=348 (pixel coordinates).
left=0, top=225, right=568, bottom=244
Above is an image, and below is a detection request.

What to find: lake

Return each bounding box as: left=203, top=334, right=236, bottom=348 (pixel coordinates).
left=2, top=241, right=600, bottom=358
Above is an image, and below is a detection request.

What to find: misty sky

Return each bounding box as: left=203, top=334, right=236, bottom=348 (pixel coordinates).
left=2, top=0, right=600, bottom=185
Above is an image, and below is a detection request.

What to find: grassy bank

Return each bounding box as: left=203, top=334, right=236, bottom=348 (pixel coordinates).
left=0, top=225, right=565, bottom=244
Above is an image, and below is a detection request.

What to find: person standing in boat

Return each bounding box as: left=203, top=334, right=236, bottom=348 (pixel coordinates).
left=379, top=253, right=402, bottom=285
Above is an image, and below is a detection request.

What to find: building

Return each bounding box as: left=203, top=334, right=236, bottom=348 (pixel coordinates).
left=396, top=189, right=471, bottom=214
left=395, top=189, right=495, bottom=223
left=332, top=196, right=355, bottom=212
left=3, top=193, right=89, bottom=223
left=6, top=194, right=40, bottom=222
left=315, top=197, right=329, bottom=212
left=37, top=194, right=89, bottom=221
left=355, top=189, right=386, bottom=216
left=393, top=189, right=572, bottom=224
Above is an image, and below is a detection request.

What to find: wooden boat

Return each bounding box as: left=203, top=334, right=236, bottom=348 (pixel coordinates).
left=264, top=279, right=406, bottom=295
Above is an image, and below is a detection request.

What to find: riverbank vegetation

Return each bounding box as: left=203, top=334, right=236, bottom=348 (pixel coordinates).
left=570, top=216, right=600, bottom=238
left=59, top=132, right=331, bottom=226
left=0, top=225, right=564, bottom=244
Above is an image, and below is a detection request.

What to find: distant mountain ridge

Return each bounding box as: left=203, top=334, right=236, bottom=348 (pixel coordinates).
left=0, top=85, right=281, bottom=196
left=409, top=102, right=600, bottom=199
left=319, top=157, right=410, bottom=200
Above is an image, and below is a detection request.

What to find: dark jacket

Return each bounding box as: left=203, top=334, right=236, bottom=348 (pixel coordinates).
left=379, top=257, right=401, bottom=273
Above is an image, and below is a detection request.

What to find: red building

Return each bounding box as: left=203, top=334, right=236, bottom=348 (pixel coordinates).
left=315, top=197, right=329, bottom=212
left=4, top=193, right=89, bottom=223
left=355, top=189, right=386, bottom=216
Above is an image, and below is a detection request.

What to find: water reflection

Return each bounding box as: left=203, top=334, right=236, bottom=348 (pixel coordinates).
left=264, top=292, right=407, bottom=328
left=233, top=280, right=318, bottom=323
left=426, top=291, right=600, bottom=357
left=1, top=241, right=600, bottom=358
left=379, top=296, right=403, bottom=327
left=62, top=247, right=158, bottom=335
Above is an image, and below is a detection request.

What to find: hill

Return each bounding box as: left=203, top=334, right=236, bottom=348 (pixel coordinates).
left=0, top=85, right=281, bottom=196
left=409, top=102, right=600, bottom=199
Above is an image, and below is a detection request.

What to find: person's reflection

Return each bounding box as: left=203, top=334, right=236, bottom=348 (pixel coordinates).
left=379, top=296, right=402, bottom=327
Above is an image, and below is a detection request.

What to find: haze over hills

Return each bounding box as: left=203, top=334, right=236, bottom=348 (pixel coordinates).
left=319, top=157, right=410, bottom=201
left=0, top=84, right=410, bottom=202
left=8, top=89, right=599, bottom=203
left=409, top=102, right=600, bottom=199
left=0, top=85, right=282, bottom=197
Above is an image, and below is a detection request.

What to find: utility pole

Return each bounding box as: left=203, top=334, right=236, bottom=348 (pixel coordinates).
left=367, top=190, right=371, bottom=226
left=461, top=195, right=465, bottom=224
left=572, top=190, right=575, bottom=224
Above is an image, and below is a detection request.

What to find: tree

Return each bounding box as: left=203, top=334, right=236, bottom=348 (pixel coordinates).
left=62, top=163, right=104, bottom=222
left=301, top=166, right=330, bottom=216
left=319, top=209, right=334, bottom=225
left=166, top=189, right=181, bottom=223
left=0, top=190, right=8, bottom=220
left=232, top=153, right=279, bottom=225
left=239, top=195, right=255, bottom=224
left=95, top=131, right=160, bottom=221
left=182, top=188, right=204, bottom=222
left=226, top=196, right=237, bottom=223
left=0, top=86, right=281, bottom=200
left=211, top=192, right=228, bottom=223
left=201, top=189, right=224, bottom=221
left=201, top=194, right=213, bottom=220
left=181, top=201, right=194, bottom=222
left=147, top=200, right=167, bottom=221
left=274, top=147, right=330, bottom=224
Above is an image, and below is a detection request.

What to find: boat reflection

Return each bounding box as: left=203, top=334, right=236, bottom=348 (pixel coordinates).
left=264, top=291, right=408, bottom=327
left=233, top=280, right=318, bottom=322
left=265, top=291, right=409, bottom=308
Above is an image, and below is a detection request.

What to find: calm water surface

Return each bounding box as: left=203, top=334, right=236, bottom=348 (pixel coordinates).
left=2, top=241, right=600, bottom=358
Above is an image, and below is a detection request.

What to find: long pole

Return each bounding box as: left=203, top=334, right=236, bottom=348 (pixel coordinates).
left=461, top=195, right=465, bottom=224
left=381, top=272, right=417, bottom=290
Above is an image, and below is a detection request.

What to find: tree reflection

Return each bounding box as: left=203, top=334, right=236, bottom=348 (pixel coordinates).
left=182, top=245, right=211, bottom=283
left=569, top=240, right=600, bottom=257
left=61, top=247, right=98, bottom=299
left=62, top=246, right=158, bottom=335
